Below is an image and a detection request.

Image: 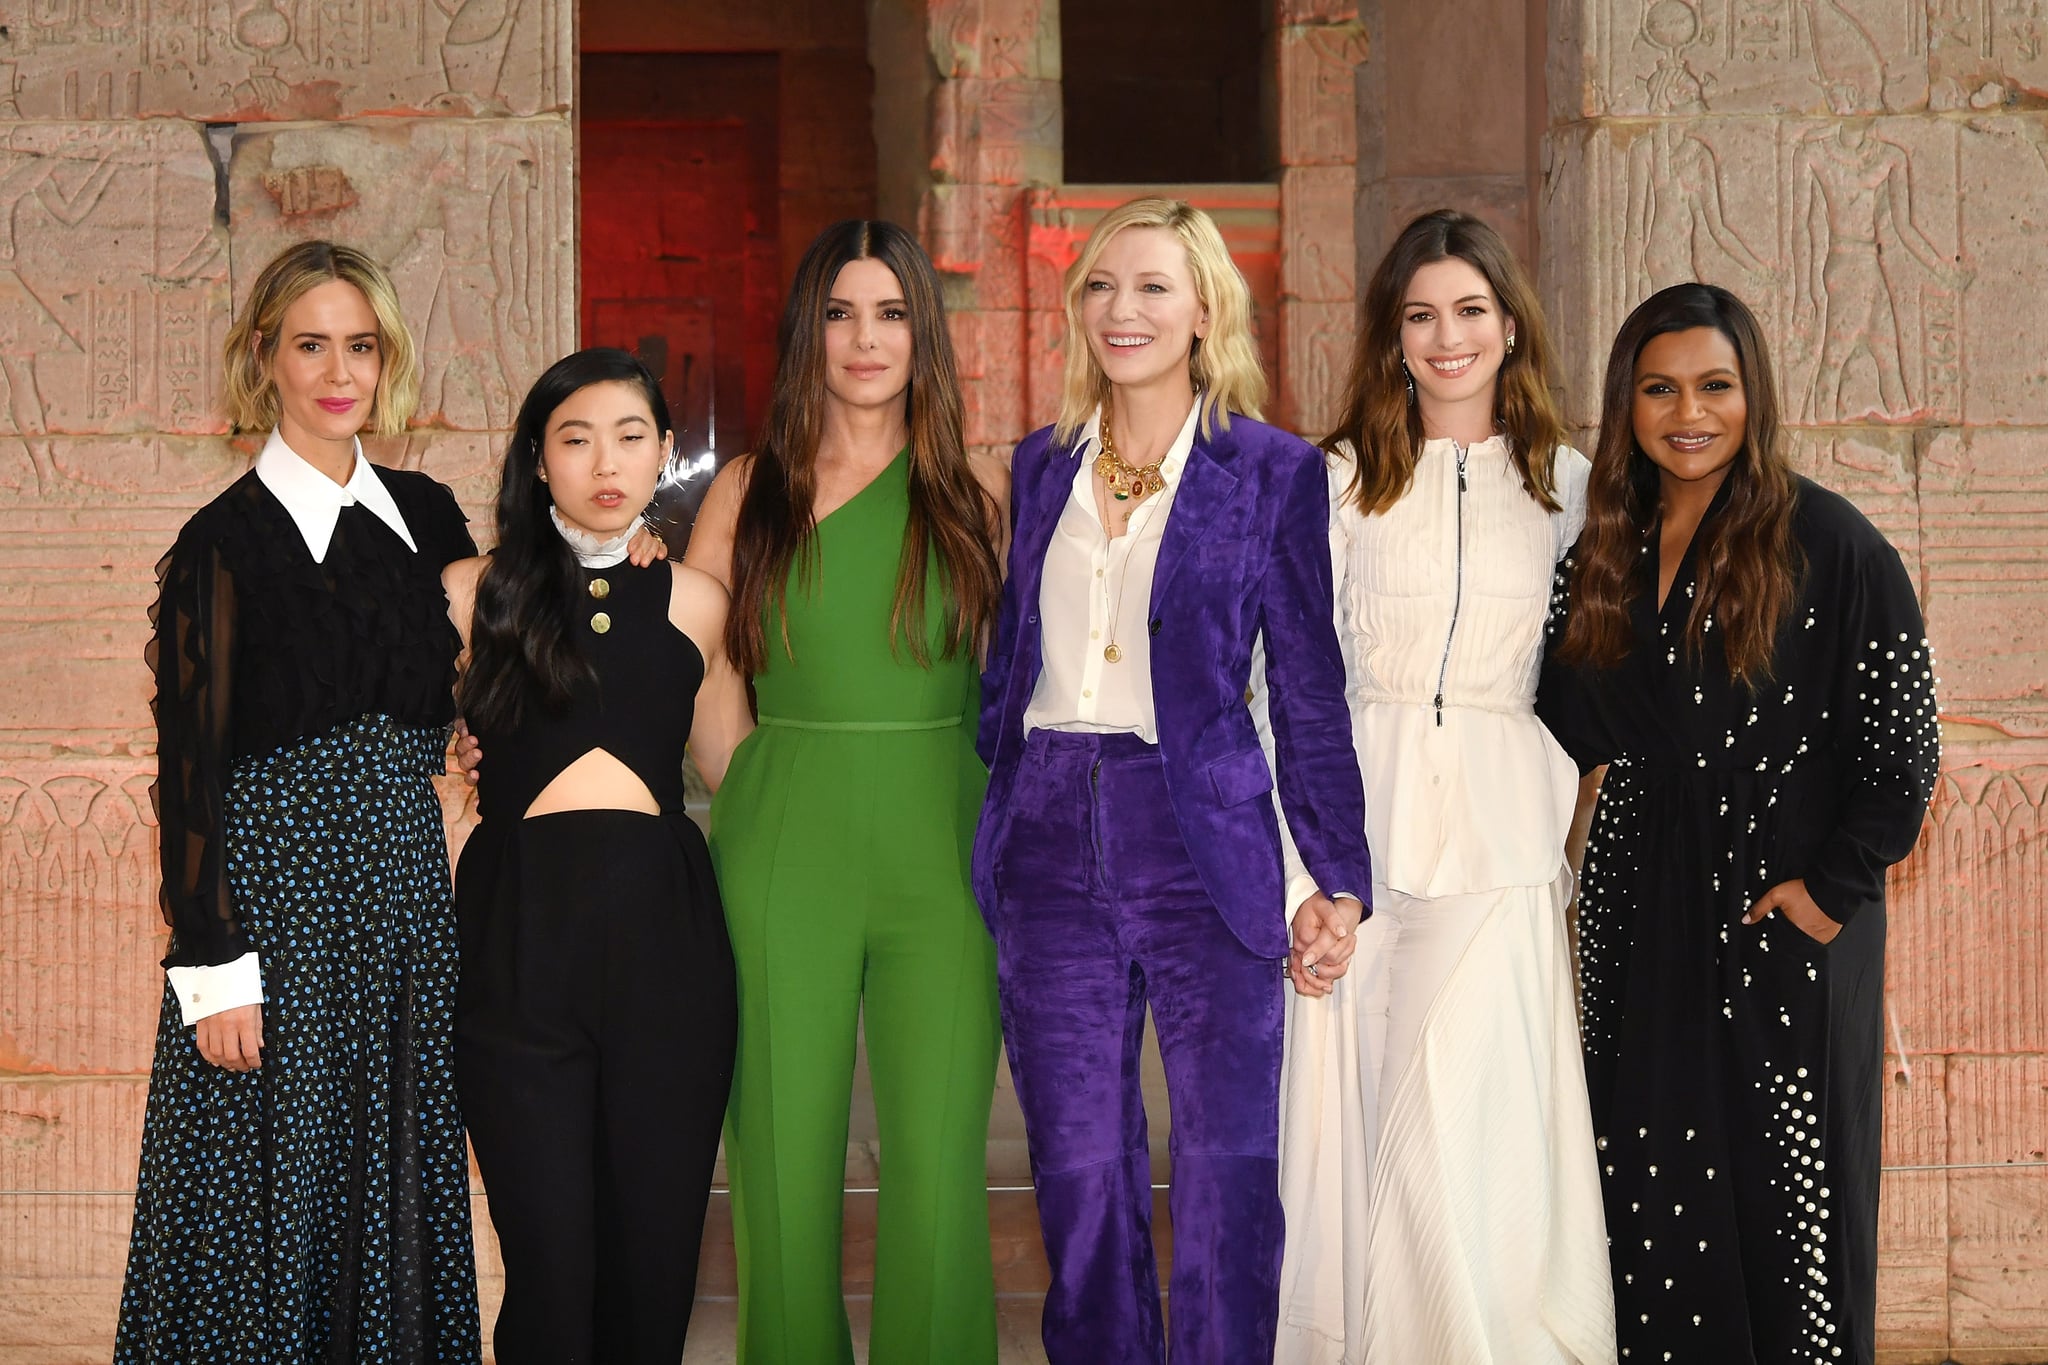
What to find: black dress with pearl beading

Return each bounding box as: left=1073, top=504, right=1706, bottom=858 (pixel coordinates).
left=1537, top=476, right=1937, bottom=1365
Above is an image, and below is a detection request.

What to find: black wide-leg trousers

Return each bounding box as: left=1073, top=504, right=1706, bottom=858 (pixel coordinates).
left=456, top=808, right=738, bottom=1365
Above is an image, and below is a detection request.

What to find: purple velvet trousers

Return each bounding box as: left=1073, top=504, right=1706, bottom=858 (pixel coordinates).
left=989, top=730, right=1285, bottom=1365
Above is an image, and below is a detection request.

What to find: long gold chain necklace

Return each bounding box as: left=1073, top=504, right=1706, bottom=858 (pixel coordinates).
left=1096, top=414, right=1171, bottom=664
left=1093, top=410, right=1168, bottom=504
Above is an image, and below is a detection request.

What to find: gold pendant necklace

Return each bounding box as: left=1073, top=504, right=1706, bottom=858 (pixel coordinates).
left=1092, top=411, right=1168, bottom=504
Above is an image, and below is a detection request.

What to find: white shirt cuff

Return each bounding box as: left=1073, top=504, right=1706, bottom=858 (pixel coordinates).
left=1285, top=874, right=1320, bottom=924
left=167, top=952, right=263, bottom=1025
left=1285, top=878, right=1366, bottom=928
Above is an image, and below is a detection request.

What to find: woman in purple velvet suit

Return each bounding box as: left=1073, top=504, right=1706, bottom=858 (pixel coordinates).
left=972, top=196, right=1373, bottom=1364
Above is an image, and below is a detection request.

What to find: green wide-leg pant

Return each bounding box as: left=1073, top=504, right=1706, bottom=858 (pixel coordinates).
left=713, top=720, right=1000, bottom=1365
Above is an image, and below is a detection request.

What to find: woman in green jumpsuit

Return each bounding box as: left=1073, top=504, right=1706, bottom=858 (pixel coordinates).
left=686, top=220, right=1007, bottom=1364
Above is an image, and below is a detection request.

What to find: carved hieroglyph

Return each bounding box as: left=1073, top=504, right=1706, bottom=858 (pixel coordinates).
left=0, top=123, right=225, bottom=493
left=228, top=119, right=574, bottom=432
left=0, top=0, right=571, bottom=120
left=1561, top=0, right=1931, bottom=116
left=1546, top=114, right=1965, bottom=428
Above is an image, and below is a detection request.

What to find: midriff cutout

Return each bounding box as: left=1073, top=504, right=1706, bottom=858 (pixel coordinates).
left=522, top=747, right=660, bottom=817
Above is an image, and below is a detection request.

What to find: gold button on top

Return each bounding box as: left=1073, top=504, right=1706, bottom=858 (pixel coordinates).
left=591, top=611, right=612, bottom=634
left=588, top=576, right=610, bottom=600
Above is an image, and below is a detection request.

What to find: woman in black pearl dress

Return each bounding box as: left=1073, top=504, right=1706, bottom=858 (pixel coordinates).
left=1539, top=284, right=1938, bottom=1364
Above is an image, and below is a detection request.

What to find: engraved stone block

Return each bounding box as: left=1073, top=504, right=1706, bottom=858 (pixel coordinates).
left=1909, top=764, right=2048, bottom=1054
left=1955, top=117, right=2048, bottom=425
left=949, top=308, right=1028, bottom=450
left=1280, top=299, right=1354, bottom=442
left=1878, top=1053, right=1948, bottom=1352
left=1557, top=0, right=1930, bottom=120
left=0, top=763, right=168, bottom=1076
left=0, top=124, right=226, bottom=451
left=0, top=1078, right=147, bottom=1199
left=1278, top=0, right=1360, bottom=21
left=1282, top=166, right=1357, bottom=303
left=926, top=0, right=1061, bottom=82
left=0, top=0, right=571, bottom=121
left=1920, top=430, right=2048, bottom=738
left=1945, top=1055, right=2048, bottom=1350
left=228, top=120, right=575, bottom=433
left=929, top=78, right=1062, bottom=188
left=1277, top=22, right=1369, bottom=166
left=1542, top=116, right=1964, bottom=429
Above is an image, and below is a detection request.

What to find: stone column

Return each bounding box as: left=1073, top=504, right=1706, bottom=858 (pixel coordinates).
left=1544, top=2, right=2048, bottom=1356
left=1274, top=0, right=1367, bottom=437
left=0, top=4, right=574, bottom=1349
left=918, top=0, right=1062, bottom=461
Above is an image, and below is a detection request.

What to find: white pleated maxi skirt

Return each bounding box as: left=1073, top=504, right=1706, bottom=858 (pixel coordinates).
left=1277, top=867, right=1616, bottom=1365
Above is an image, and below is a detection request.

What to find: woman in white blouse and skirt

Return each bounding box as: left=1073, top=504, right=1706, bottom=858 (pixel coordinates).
left=1270, top=209, right=1616, bottom=1363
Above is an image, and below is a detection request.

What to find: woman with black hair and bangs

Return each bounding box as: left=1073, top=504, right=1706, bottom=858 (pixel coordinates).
left=1538, top=283, right=1939, bottom=1364
left=443, top=347, right=751, bottom=1363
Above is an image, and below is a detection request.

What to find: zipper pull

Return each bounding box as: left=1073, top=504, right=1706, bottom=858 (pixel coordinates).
left=1433, top=692, right=1445, bottom=726
left=1456, top=448, right=1468, bottom=493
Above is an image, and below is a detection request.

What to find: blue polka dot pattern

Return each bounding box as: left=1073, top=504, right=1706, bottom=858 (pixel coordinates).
left=115, top=713, right=481, bottom=1363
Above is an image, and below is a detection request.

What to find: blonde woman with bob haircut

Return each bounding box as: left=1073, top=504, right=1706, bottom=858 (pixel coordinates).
left=1271, top=208, right=1614, bottom=1363
left=973, top=196, right=1371, bottom=1364
left=116, top=239, right=482, bottom=1363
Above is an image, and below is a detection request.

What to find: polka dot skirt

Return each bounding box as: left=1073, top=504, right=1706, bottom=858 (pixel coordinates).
left=115, top=714, right=481, bottom=1363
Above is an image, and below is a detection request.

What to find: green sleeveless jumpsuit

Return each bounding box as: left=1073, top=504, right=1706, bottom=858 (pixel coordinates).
left=709, top=450, right=1000, bottom=1364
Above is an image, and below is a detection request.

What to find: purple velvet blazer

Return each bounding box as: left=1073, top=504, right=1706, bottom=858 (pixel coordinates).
left=972, top=411, right=1372, bottom=959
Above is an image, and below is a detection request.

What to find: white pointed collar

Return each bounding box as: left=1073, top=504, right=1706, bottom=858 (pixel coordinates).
left=255, top=429, right=417, bottom=563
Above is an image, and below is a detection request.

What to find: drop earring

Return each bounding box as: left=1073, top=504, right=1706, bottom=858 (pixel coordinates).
left=1506, top=331, right=1517, bottom=355
left=1401, top=358, right=1416, bottom=404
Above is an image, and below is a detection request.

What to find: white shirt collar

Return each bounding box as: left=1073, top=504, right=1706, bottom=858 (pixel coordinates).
left=1076, top=395, right=1204, bottom=490
left=255, top=430, right=417, bottom=563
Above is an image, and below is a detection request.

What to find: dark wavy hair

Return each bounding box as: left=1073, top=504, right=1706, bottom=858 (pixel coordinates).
left=1322, top=209, right=1566, bottom=515
left=459, top=348, right=672, bottom=733
left=727, top=220, right=1001, bottom=676
left=1558, top=283, right=1799, bottom=685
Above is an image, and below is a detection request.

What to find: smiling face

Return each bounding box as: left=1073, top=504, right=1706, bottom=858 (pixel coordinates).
left=1398, top=256, right=1512, bottom=424
left=265, top=278, right=382, bottom=464
left=822, top=257, right=914, bottom=416
left=1632, top=325, right=1749, bottom=499
left=540, top=379, right=672, bottom=540
left=1079, top=224, right=1210, bottom=400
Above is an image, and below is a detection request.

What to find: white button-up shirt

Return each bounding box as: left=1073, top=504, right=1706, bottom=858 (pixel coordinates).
left=1024, top=399, right=1201, bottom=744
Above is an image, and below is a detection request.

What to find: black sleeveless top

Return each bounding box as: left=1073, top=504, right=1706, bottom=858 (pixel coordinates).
left=471, top=559, right=704, bottom=823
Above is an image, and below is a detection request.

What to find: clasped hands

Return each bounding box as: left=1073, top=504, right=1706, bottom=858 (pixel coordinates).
left=1289, top=892, right=1365, bottom=998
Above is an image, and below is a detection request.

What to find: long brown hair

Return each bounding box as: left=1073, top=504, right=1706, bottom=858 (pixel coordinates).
left=727, top=220, right=1000, bottom=676
left=1322, top=209, right=1565, bottom=514
left=1559, top=283, right=1799, bottom=684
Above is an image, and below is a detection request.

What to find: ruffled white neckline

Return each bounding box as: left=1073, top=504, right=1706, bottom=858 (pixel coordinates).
left=549, top=506, right=633, bottom=568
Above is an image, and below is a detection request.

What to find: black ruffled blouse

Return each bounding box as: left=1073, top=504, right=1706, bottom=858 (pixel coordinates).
left=148, top=466, right=476, bottom=969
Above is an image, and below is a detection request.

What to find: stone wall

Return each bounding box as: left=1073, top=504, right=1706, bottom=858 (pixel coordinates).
left=1544, top=2, right=2048, bottom=1358
left=0, top=1, right=574, bottom=1352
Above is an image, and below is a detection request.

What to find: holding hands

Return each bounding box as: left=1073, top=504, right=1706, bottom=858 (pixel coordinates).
left=1289, top=892, right=1365, bottom=997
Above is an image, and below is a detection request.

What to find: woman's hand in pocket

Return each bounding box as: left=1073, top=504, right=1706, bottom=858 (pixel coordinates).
left=1744, top=877, right=1841, bottom=946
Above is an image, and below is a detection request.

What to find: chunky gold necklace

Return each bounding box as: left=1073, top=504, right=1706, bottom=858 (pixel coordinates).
left=1092, top=411, right=1167, bottom=503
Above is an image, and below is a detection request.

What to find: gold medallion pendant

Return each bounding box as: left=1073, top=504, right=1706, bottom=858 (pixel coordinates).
left=1104, top=643, right=1123, bottom=663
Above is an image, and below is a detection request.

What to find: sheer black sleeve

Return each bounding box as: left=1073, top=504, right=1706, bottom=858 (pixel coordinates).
left=1537, top=551, right=1613, bottom=776
left=425, top=479, right=478, bottom=567
left=149, top=529, right=247, bottom=968
left=1803, top=534, right=1940, bottom=924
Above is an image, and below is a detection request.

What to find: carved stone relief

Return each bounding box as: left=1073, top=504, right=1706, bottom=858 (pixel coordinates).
left=1573, top=0, right=1931, bottom=117
left=227, top=120, right=573, bottom=432
left=0, top=0, right=570, bottom=120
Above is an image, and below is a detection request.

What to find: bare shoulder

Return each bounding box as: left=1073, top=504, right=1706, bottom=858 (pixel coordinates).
left=667, top=560, right=730, bottom=660
left=968, top=448, right=1011, bottom=502
left=701, top=453, right=756, bottom=515
left=443, top=553, right=489, bottom=601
